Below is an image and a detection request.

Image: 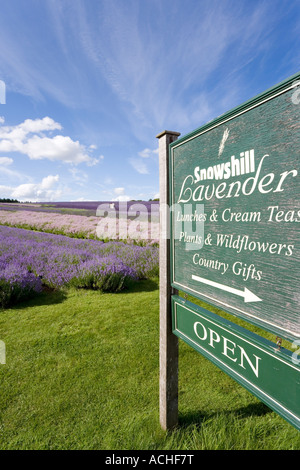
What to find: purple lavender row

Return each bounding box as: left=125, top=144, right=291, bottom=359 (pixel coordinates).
left=0, top=226, right=159, bottom=307
left=0, top=201, right=160, bottom=216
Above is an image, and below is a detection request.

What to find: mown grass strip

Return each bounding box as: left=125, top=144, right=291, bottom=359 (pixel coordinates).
left=0, top=281, right=299, bottom=450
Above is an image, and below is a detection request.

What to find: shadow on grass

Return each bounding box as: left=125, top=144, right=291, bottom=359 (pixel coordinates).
left=121, top=278, right=159, bottom=294
left=179, top=402, right=272, bottom=427
left=8, top=287, right=68, bottom=310
left=4, top=278, right=158, bottom=311
left=235, top=401, right=273, bottom=418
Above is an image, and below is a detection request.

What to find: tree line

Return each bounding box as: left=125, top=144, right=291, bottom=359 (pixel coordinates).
left=0, top=198, right=20, bottom=203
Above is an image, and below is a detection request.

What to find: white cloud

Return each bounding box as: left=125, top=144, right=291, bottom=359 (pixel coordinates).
left=21, top=116, right=62, bottom=134
left=129, top=148, right=158, bottom=175
left=114, top=187, right=125, bottom=195
left=40, top=174, right=59, bottom=190
left=0, top=117, right=5, bottom=124
left=112, top=187, right=132, bottom=201
left=0, top=174, right=61, bottom=201
left=129, top=157, right=149, bottom=175
left=11, top=184, right=38, bottom=199
left=69, top=167, right=88, bottom=185
left=86, top=156, right=102, bottom=166
left=0, top=156, right=13, bottom=166
left=23, top=134, right=91, bottom=164
left=0, top=117, right=61, bottom=150
left=138, top=148, right=159, bottom=158
left=0, top=117, right=99, bottom=166
left=0, top=184, right=13, bottom=198
left=113, top=194, right=131, bottom=202
left=138, top=148, right=152, bottom=158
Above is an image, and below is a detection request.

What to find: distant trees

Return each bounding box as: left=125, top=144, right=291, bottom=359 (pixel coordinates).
left=0, top=198, right=20, bottom=203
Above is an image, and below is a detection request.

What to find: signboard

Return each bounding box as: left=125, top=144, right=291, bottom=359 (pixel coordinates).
left=172, top=296, right=300, bottom=431
left=170, top=73, right=300, bottom=341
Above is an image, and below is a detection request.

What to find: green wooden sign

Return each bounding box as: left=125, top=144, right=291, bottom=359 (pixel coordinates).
left=170, top=73, right=300, bottom=342
left=172, top=296, right=300, bottom=431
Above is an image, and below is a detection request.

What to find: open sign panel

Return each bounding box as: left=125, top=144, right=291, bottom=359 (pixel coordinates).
left=172, top=296, right=300, bottom=431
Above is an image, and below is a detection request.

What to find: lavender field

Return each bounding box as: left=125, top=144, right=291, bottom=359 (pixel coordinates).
left=0, top=225, right=159, bottom=307
left=0, top=200, right=160, bottom=217
left=0, top=208, right=100, bottom=239
left=0, top=201, right=160, bottom=242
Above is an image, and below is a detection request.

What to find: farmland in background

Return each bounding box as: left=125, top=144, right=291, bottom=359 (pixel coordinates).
left=0, top=200, right=160, bottom=217
left=0, top=200, right=160, bottom=308
left=0, top=200, right=160, bottom=242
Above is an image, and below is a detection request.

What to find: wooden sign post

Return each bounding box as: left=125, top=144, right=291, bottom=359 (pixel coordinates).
left=157, top=130, right=180, bottom=430
left=157, top=72, right=300, bottom=432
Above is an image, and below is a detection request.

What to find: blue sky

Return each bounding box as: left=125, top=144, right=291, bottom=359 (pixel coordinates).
left=0, top=0, right=299, bottom=202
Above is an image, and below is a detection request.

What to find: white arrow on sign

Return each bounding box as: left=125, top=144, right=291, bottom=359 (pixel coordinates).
left=191, top=274, right=262, bottom=303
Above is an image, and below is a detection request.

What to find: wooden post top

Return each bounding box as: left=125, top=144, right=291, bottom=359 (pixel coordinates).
left=156, top=130, right=181, bottom=139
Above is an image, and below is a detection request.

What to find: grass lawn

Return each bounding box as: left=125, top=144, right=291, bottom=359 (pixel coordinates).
left=0, top=280, right=299, bottom=450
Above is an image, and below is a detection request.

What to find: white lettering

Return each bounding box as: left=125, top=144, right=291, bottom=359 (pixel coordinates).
left=222, top=337, right=237, bottom=362
left=194, top=322, right=207, bottom=341
left=177, top=153, right=297, bottom=204
left=238, top=346, right=261, bottom=378
left=192, top=322, right=262, bottom=378
left=208, top=329, right=220, bottom=348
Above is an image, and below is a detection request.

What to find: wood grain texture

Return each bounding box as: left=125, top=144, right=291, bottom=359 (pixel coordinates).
left=157, top=130, right=180, bottom=430
left=170, top=77, right=300, bottom=341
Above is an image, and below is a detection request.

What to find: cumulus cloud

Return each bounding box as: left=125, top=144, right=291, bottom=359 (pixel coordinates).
left=39, top=174, right=60, bottom=190
left=11, top=174, right=60, bottom=200
left=0, top=117, right=100, bottom=166
left=21, top=116, right=62, bottom=134
left=0, top=174, right=61, bottom=201
left=23, top=134, right=92, bottom=164
left=112, top=187, right=131, bottom=201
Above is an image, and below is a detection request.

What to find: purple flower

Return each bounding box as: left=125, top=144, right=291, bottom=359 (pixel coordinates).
left=0, top=226, right=159, bottom=304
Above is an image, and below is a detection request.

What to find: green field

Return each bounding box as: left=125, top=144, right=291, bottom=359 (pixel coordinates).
left=0, top=281, right=299, bottom=450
